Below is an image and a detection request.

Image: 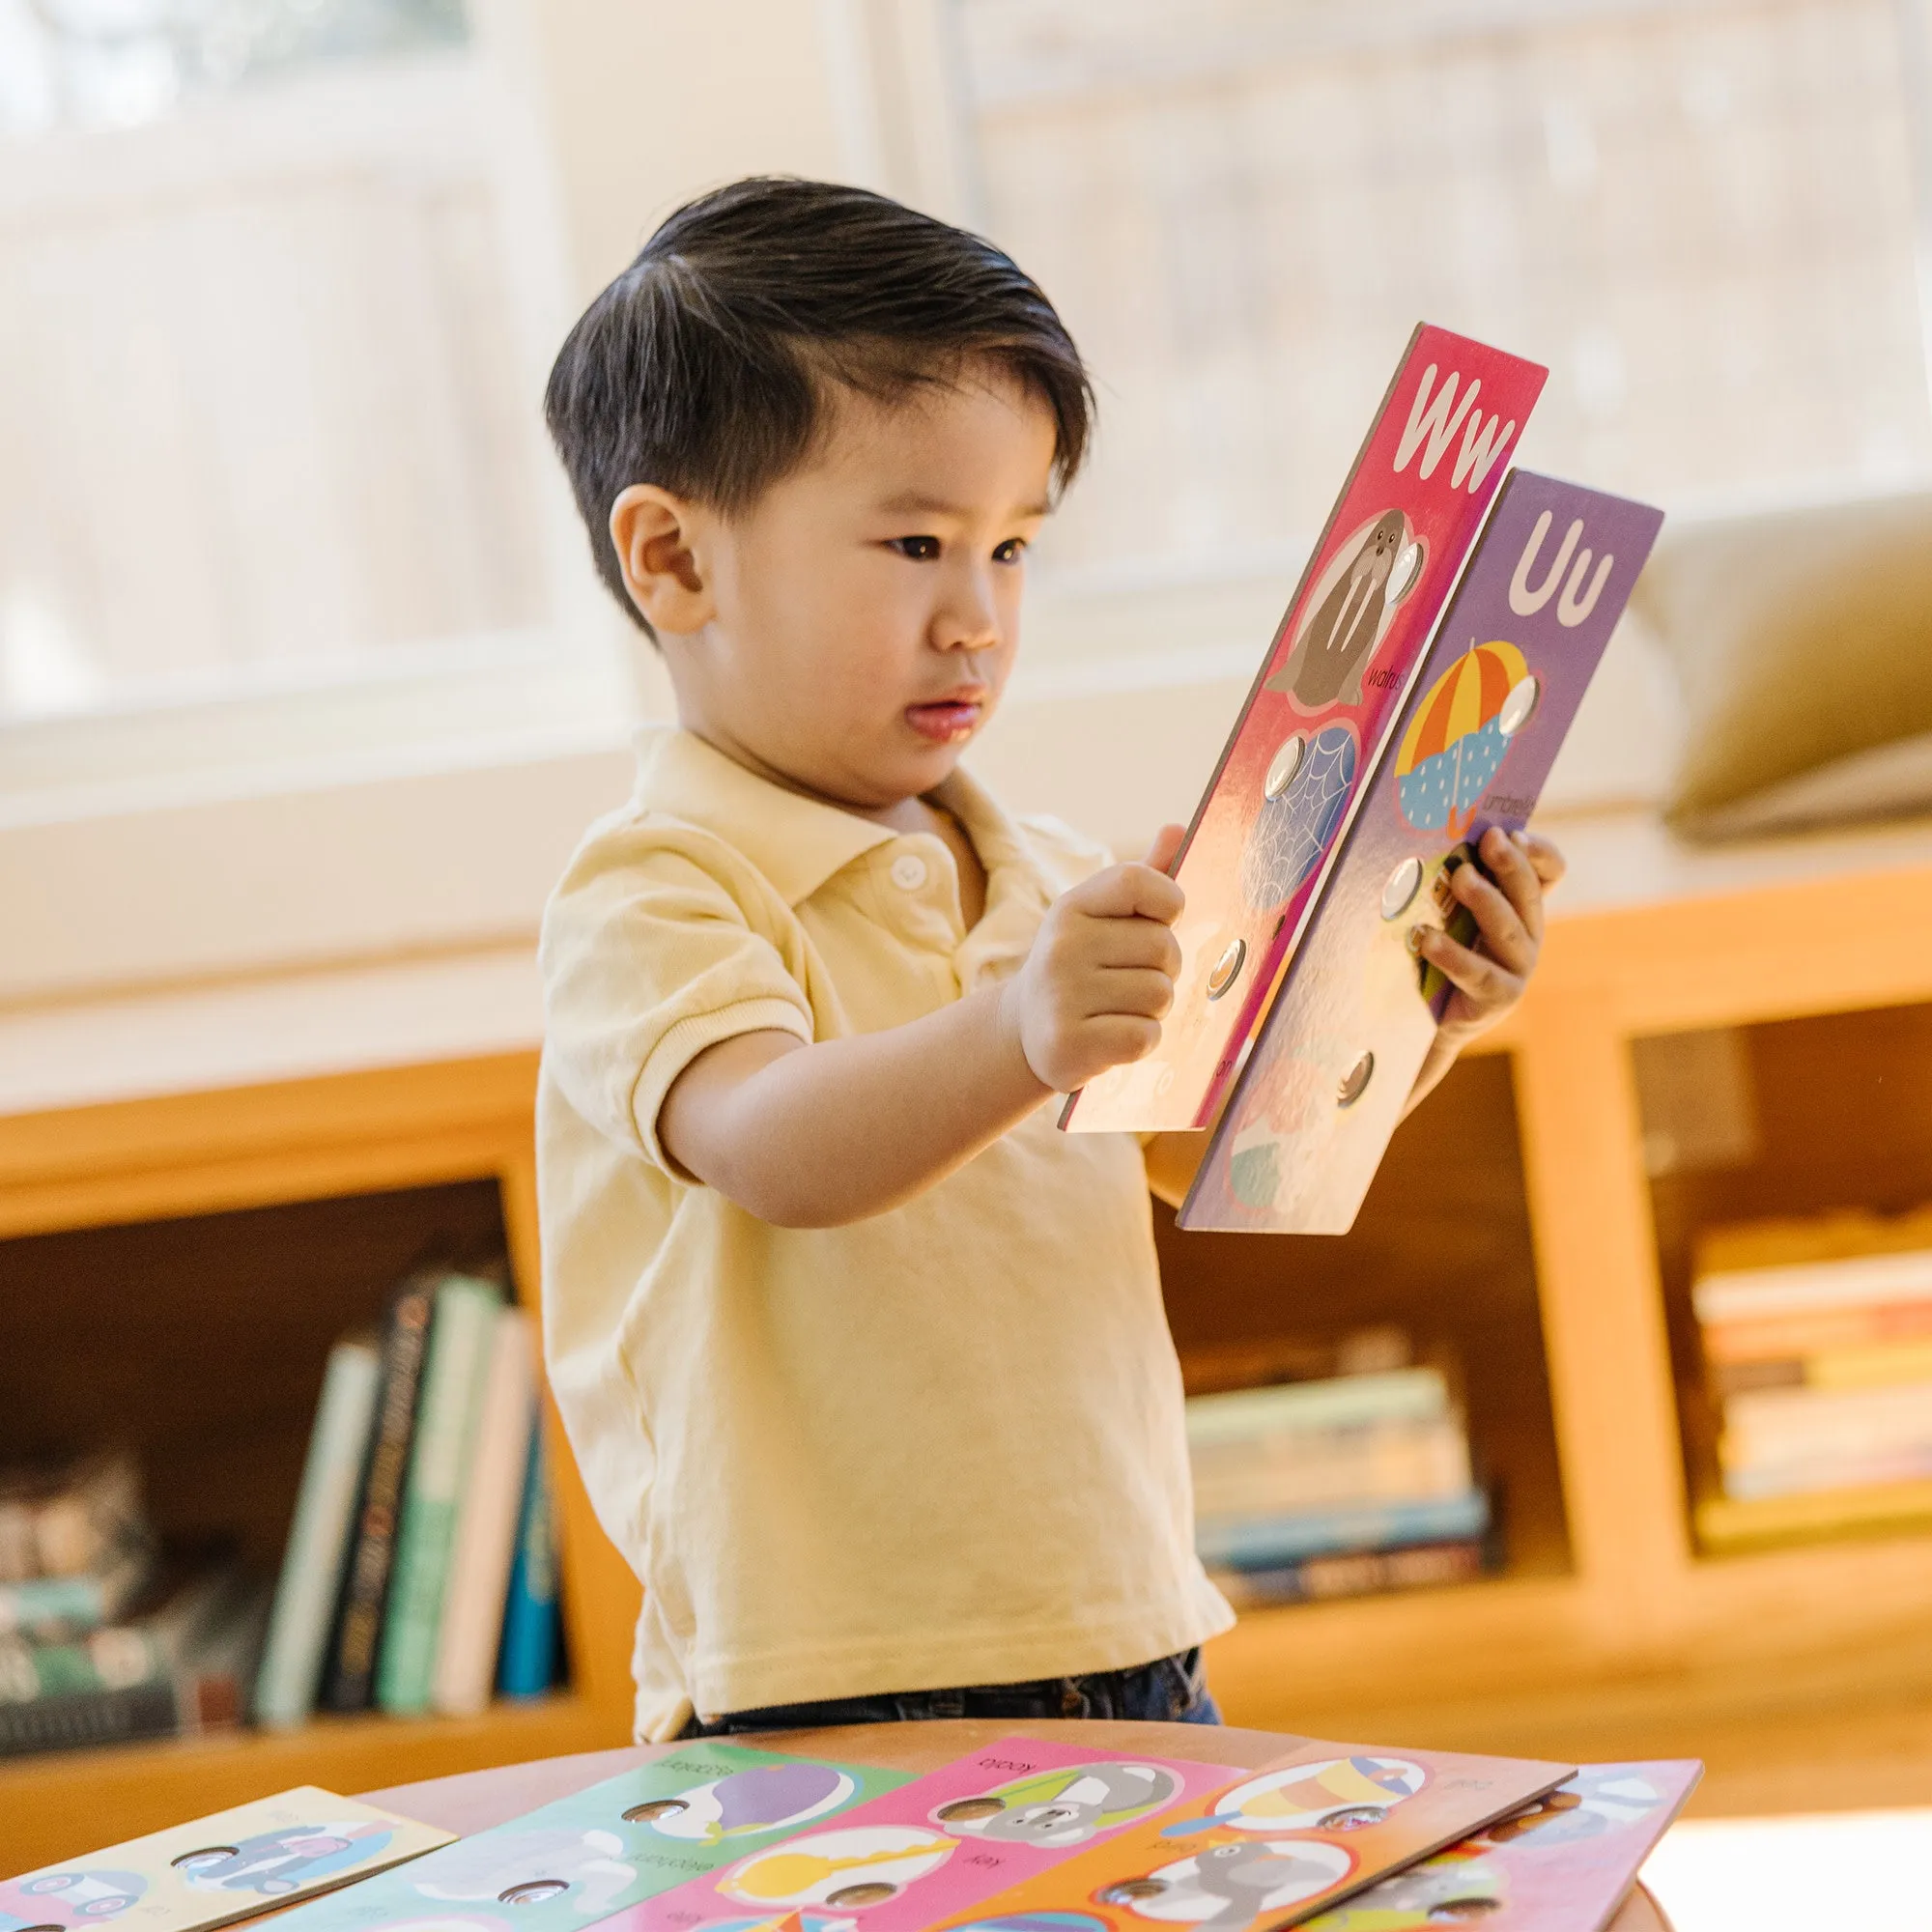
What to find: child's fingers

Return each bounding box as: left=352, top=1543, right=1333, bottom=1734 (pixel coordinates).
left=1415, top=925, right=1523, bottom=1009
left=1452, top=857, right=1536, bottom=974
left=1086, top=1013, right=1163, bottom=1068
left=1142, top=823, right=1187, bottom=873
left=1512, top=828, right=1566, bottom=887
left=1074, top=862, right=1186, bottom=925
left=1476, top=827, right=1546, bottom=946
left=1094, top=916, right=1183, bottom=980
left=1093, top=966, right=1177, bottom=1021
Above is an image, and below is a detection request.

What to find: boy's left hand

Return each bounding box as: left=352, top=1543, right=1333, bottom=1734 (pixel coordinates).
left=1412, top=826, right=1565, bottom=1044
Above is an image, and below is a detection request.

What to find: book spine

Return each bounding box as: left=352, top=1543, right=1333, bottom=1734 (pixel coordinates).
left=377, top=1276, right=504, bottom=1714
left=320, top=1277, right=436, bottom=1713
left=1196, top=1488, right=1492, bottom=1571
left=254, top=1337, right=384, bottom=1729
left=1211, top=1538, right=1486, bottom=1609
left=1722, top=1447, right=1932, bottom=1500
left=1184, top=1367, right=1450, bottom=1445
left=1721, top=1379, right=1932, bottom=1463
left=0, top=1625, right=167, bottom=1702
left=497, top=1421, right=561, bottom=1698
left=0, top=1560, right=140, bottom=1639
left=1191, top=1421, right=1472, bottom=1518
left=1702, top=1297, right=1932, bottom=1364
left=0, top=1679, right=184, bottom=1757
left=432, top=1308, right=537, bottom=1718
left=1693, top=1249, right=1932, bottom=1322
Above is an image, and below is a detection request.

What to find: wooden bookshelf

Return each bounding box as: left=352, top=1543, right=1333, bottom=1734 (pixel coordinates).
left=0, top=1055, right=642, bottom=1874
left=6, top=849, right=1932, bottom=1866
left=1189, top=853, right=1932, bottom=1807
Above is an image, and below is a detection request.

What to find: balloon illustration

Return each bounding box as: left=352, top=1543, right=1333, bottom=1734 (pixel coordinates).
left=1395, top=640, right=1531, bottom=836
left=1240, top=724, right=1359, bottom=910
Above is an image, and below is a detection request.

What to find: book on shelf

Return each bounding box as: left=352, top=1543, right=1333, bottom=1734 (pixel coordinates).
left=377, top=1272, right=505, bottom=1714
left=0, top=1559, right=269, bottom=1759
left=1198, top=1491, right=1492, bottom=1572
left=1211, top=1537, right=1488, bottom=1610
left=254, top=1334, right=384, bottom=1730
left=496, top=1418, right=562, bottom=1699
left=245, top=1263, right=562, bottom=1730
left=1690, top=1206, right=1932, bottom=1549
left=1186, top=1353, right=1490, bottom=1587
left=1186, top=1364, right=1458, bottom=1443
left=0, top=1537, right=152, bottom=1640
left=1698, top=1295, right=1932, bottom=1365
left=432, top=1305, right=538, bottom=1717
left=321, top=1268, right=439, bottom=1714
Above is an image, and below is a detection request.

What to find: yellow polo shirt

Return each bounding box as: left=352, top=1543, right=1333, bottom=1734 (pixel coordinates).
left=536, top=726, right=1231, bottom=1741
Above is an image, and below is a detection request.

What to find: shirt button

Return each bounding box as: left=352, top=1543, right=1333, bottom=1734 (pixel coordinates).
left=890, top=853, right=928, bottom=891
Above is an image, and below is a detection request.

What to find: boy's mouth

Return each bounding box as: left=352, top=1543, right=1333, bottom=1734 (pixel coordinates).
left=905, top=696, right=985, bottom=743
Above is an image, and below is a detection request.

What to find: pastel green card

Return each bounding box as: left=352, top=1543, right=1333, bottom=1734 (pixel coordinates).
left=266, top=1745, right=912, bottom=1932
left=0, top=1787, right=455, bottom=1932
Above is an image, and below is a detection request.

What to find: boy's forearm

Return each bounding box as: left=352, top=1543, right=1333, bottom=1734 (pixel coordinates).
left=660, top=983, right=1052, bottom=1227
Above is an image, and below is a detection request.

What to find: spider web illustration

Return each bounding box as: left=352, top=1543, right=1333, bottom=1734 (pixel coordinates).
left=1240, top=724, right=1359, bottom=911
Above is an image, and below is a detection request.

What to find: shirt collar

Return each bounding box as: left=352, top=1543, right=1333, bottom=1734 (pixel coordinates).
left=632, top=727, right=899, bottom=906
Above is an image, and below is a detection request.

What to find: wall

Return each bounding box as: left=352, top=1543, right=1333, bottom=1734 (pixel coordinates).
left=0, top=0, right=1687, bottom=1118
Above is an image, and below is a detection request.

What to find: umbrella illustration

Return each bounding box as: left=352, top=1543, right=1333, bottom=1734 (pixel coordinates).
left=1395, top=640, right=1531, bottom=836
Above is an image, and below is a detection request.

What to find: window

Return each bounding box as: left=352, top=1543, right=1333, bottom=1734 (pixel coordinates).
left=0, top=0, right=581, bottom=729
left=956, top=0, right=1932, bottom=619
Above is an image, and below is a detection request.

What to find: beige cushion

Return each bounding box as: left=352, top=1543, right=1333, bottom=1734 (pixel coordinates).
left=1633, top=490, right=1932, bottom=838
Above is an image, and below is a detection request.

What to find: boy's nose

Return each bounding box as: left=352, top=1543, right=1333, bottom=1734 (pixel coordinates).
left=936, top=580, right=1002, bottom=652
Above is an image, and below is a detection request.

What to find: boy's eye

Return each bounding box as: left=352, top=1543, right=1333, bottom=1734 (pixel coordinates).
left=993, top=538, right=1028, bottom=564
left=888, top=535, right=941, bottom=561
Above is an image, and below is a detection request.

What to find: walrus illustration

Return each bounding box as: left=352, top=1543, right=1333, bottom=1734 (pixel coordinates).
left=1268, top=510, right=1411, bottom=710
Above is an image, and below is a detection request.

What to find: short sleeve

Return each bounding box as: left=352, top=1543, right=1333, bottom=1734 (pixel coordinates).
left=539, top=812, right=813, bottom=1175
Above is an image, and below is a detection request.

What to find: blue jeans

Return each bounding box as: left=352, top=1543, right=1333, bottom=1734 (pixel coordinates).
left=681, top=1647, right=1221, bottom=1736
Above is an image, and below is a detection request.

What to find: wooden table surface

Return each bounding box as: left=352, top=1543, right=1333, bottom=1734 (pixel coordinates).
left=362, top=1719, right=1674, bottom=1930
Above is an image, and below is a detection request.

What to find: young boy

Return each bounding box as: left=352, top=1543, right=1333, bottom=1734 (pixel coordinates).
left=537, top=178, right=1562, bottom=1743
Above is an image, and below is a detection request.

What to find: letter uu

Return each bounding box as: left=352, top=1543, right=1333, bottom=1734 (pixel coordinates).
left=1508, top=511, right=1613, bottom=627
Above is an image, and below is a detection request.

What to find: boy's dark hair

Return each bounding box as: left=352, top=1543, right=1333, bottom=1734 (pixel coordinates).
left=543, top=177, right=1094, bottom=636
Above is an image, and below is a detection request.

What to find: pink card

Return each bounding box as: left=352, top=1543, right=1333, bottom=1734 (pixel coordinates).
left=927, top=1741, right=1574, bottom=1932
left=1299, top=1761, right=1702, bottom=1930
left=1063, top=325, right=1546, bottom=1136
left=613, top=1736, right=1242, bottom=1932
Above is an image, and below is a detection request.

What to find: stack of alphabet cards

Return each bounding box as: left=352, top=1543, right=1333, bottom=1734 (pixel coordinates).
left=7, top=1738, right=1702, bottom=1932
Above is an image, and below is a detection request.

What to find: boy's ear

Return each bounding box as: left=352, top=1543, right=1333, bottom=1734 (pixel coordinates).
left=610, top=485, right=715, bottom=636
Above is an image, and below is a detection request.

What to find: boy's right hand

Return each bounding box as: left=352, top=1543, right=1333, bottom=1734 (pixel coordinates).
left=1002, top=825, right=1187, bottom=1094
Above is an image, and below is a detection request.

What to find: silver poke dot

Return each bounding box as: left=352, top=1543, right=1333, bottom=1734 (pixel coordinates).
left=1207, top=938, right=1246, bottom=999
left=1337, top=1051, right=1376, bottom=1107
left=1498, top=675, right=1541, bottom=737
left=1385, top=539, right=1423, bottom=605
left=1264, top=734, right=1307, bottom=801
left=1379, top=857, right=1424, bottom=920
